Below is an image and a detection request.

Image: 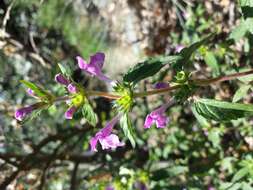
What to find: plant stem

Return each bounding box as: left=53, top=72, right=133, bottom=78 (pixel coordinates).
left=86, top=90, right=121, bottom=99
left=52, top=69, right=253, bottom=101
left=54, top=96, right=72, bottom=102
left=192, top=69, right=253, bottom=86
left=133, top=85, right=181, bottom=98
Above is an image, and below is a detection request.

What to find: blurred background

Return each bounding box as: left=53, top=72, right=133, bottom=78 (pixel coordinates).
left=0, top=0, right=253, bottom=189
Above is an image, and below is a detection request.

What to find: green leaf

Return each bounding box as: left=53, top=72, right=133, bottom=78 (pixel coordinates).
left=58, top=62, right=73, bottom=78
left=191, top=106, right=210, bottom=128
left=230, top=20, right=250, bottom=41
left=240, top=0, right=253, bottom=19
left=232, top=168, right=249, bottom=182
left=232, top=85, right=251, bottom=102
left=204, top=52, right=220, bottom=75
left=82, top=103, right=98, bottom=127
left=151, top=166, right=188, bottom=181
left=208, top=128, right=222, bottom=148
left=177, top=33, right=215, bottom=69
left=120, top=113, right=136, bottom=148
left=229, top=18, right=253, bottom=41
left=193, top=98, right=253, bottom=121
left=20, top=80, right=51, bottom=98
left=123, top=55, right=182, bottom=84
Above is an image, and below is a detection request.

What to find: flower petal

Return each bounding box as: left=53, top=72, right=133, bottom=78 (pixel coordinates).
left=90, top=136, right=99, bottom=152
left=65, top=106, right=76, bottom=119
left=100, top=115, right=120, bottom=137
left=156, top=114, right=169, bottom=128
left=55, top=73, right=70, bottom=86
left=144, top=114, right=153, bottom=129
left=15, top=106, right=34, bottom=121
left=99, top=134, right=124, bottom=150
left=67, top=83, right=78, bottom=94
left=154, top=82, right=169, bottom=89
left=90, top=52, right=105, bottom=69
left=76, top=56, right=88, bottom=70
left=27, top=88, right=35, bottom=96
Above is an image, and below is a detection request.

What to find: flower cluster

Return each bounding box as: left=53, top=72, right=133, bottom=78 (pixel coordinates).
left=15, top=52, right=171, bottom=152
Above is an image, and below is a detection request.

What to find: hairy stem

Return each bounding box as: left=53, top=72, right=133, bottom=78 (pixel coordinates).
left=52, top=69, right=253, bottom=101
left=86, top=91, right=121, bottom=99
left=192, top=69, right=253, bottom=86
left=133, top=85, right=181, bottom=98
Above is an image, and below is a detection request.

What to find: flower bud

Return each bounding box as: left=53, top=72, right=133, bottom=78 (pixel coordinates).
left=55, top=73, right=70, bottom=86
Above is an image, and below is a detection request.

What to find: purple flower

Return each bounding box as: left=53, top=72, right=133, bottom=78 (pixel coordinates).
left=154, top=82, right=169, bottom=89
left=67, top=83, right=78, bottom=94
left=15, top=105, right=34, bottom=121
left=134, top=181, right=148, bottom=190
left=55, top=73, right=70, bottom=86
left=105, top=185, right=114, bottom=190
left=27, top=88, right=36, bottom=96
left=65, top=106, right=76, bottom=119
left=76, top=52, right=112, bottom=83
left=144, top=103, right=170, bottom=129
left=90, top=115, right=124, bottom=152
left=175, top=45, right=185, bottom=53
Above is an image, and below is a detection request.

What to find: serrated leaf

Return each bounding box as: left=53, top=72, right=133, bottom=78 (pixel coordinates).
left=232, top=168, right=249, bottom=182
left=193, top=98, right=253, bottom=121
left=123, top=55, right=182, bottom=84
left=204, top=52, right=220, bottom=75
left=20, top=80, right=51, bottom=98
left=82, top=103, right=98, bottom=127
left=233, top=85, right=251, bottom=102
left=191, top=106, right=210, bottom=128
left=177, top=33, right=215, bottom=69
left=120, top=113, right=136, bottom=148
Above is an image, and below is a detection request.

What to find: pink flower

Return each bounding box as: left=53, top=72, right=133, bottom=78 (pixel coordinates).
left=55, top=73, right=70, bottom=86
left=15, top=105, right=34, bottom=121
left=15, top=102, right=45, bottom=121
left=175, top=45, right=185, bottom=53
left=144, top=103, right=170, bottom=129
left=67, top=83, right=78, bottom=94
left=90, top=115, right=124, bottom=152
left=27, top=88, right=36, bottom=96
left=65, top=106, right=76, bottom=119
left=154, top=82, right=169, bottom=89
left=76, top=52, right=112, bottom=83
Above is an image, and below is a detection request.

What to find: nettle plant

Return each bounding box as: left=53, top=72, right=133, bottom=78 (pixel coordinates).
left=15, top=33, right=253, bottom=152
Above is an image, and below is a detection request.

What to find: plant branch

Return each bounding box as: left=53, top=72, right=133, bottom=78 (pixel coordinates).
left=192, top=69, right=253, bottom=86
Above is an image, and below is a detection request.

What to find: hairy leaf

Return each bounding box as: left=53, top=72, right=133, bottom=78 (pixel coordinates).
left=20, top=80, right=51, bottom=98
left=123, top=55, right=182, bottom=84
left=193, top=98, right=253, bottom=121
left=177, top=33, right=215, bottom=69
left=191, top=106, right=210, bottom=128
left=82, top=103, right=98, bottom=127
left=120, top=113, right=136, bottom=148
